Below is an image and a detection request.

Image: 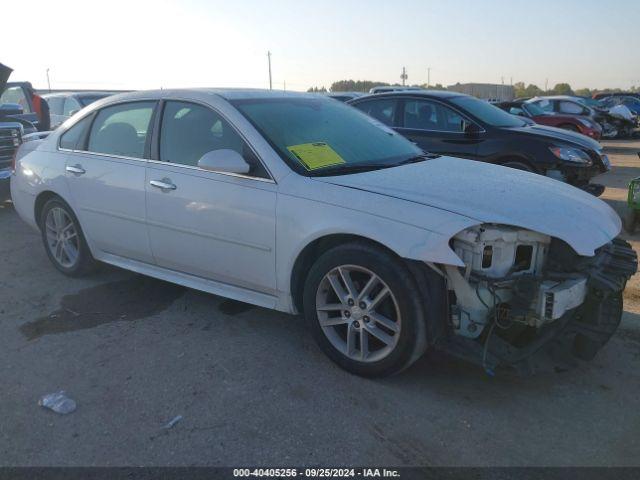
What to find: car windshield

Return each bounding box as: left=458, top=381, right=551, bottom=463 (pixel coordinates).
left=523, top=102, right=547, bottom=116
left=450, top=96, right=526, bottom=127
left=232, top=97, right=425, bottom=176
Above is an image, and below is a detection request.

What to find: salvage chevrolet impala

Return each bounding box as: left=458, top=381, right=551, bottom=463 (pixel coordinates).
left=10, top=89, right=637, bottom=376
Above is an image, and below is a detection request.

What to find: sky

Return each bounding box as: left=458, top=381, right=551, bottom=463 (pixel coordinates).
left=4, top=0, right=640, bottom=92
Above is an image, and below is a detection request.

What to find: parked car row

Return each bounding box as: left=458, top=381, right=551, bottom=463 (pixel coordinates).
left=528, top=95, right=638, bottom=139
left=9, top=88, right=637, bottom=378
left=347, top=90, right=609, bottom=196
left=0, top=63, right=117, bottom=200
left=496, top=99, right=603, bottom=139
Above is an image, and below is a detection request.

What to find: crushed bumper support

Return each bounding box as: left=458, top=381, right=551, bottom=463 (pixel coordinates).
left=437, top=238, right=637, bottom=375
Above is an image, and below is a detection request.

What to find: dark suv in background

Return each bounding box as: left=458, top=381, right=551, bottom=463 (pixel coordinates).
left=348, top=91, right=609, bottom=196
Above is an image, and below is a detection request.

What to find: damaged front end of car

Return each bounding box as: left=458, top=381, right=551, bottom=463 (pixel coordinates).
left=437, top=224, right=637, bottom=375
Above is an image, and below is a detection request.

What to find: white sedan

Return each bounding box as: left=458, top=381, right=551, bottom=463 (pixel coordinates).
left=10, top=89, right=636, bottom=376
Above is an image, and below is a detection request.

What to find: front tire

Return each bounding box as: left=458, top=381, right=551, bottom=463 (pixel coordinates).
left=303, top=242, right=429, bottom=377
left=39, top=197, right=97, bottom=276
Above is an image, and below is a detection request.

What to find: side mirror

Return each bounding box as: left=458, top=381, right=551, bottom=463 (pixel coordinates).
left=0, top=103, right=24, bottom=117
left=462, top=120, right=480, bottom=136
left=197, top=149, right=250, bottom=174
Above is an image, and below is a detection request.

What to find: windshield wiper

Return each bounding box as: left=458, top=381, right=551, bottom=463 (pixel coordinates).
left=308, top=153, right=440, bottom=177
left=308, top=162, right=393, bottom=176
left=392, top=152, right=439, bottom=166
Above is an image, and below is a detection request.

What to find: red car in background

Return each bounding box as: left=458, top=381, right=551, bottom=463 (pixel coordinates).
left=496, top=100, right=602, bottom=140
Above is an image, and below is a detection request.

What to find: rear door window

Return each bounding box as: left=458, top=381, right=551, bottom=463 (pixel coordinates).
left=403, top=99, right=465, bottom=132
left=352, top=99, right=398, bottom=126
left=87, top=102, right=155, bottom=159
left=63, top=97, right=82, bottom=116
left=558, top=101, right=585, bottom=115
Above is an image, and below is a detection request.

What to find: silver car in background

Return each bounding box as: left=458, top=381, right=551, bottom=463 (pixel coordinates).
left=10, top=89, right=636, bottom=377
left=43, top=91, right=114, bottom=129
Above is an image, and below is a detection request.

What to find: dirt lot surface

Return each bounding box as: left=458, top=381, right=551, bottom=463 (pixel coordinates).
left=1, top=140, right=639, bottom=467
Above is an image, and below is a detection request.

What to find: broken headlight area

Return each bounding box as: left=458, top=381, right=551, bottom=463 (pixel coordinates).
left=439, top=225, right=637, bottom=375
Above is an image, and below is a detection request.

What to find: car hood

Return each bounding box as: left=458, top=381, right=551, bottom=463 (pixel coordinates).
left=506, top=124, right=601, bottom=151
left=315, top=157, right=620, bottom=256
left=0, top=63, right=12, bottom=95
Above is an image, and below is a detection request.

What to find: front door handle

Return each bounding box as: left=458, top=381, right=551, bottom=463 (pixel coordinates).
left=150, top=179, right=177, bottom=191
left=66, top=165, right=86, bottom=175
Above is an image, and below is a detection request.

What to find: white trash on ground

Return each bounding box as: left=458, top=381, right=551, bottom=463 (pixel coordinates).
left=38, top=391, right=77, bottom=414
left=162, top=415, right=183, bottom=429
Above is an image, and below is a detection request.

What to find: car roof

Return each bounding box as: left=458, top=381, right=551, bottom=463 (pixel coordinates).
left=352, top=90, right=465, bottom=102
left=99, top=88, right=325, bottom=103
left=326, top=91, right=365, bottom=97
left=43, top=91, right=113, bottom=98
left=534, top=95, right=580, bottom=101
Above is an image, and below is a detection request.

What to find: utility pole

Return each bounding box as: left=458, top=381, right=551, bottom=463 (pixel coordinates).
left=283, top=80, right=286, bottom=91
left=46, top=68, right=51, bottom=92
left=267, top=51, right=272, bottom=90
left=545, top=78, right=548, bottom=92
left=427, top=67, right=431, bottom=88
left=400, top=67, right=408, bottom=86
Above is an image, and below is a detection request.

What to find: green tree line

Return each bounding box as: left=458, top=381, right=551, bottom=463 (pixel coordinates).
left=309, top=79, right=639, bottom=97
left=308, top=79, right=447, bottom=93
left=512, top=82, right=639, bottom=98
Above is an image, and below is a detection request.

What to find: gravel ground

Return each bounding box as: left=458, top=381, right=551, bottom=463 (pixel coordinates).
left=1, top=140, right=639, bottom=467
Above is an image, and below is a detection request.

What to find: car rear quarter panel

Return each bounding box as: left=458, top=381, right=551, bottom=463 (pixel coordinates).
left=11, top=138, right=70, bottom=230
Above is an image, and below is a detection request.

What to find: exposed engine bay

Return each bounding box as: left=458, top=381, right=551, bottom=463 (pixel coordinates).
left=440, top=224, right=637, bottom=374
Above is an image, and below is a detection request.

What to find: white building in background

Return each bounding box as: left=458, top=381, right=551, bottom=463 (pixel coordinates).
left=447, top=83, right=515, bottom=102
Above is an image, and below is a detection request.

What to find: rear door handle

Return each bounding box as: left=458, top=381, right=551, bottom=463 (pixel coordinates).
left=66, top=165, right=85, bottom=175
left=150, top=179, right=177, bottom=190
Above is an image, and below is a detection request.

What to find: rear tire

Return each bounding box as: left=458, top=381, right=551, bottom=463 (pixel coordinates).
left=39, top=197, right=97, bottom=277
left=303, top=242, right=429, bottom=377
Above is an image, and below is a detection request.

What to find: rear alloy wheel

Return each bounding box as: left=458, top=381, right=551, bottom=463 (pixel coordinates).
left=304, top=242, right=428, bottom=377
left=40, top=198, right=96, bottom=276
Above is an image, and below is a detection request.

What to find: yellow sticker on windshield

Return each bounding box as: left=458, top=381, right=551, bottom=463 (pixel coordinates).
left=287, top=142, right=346, bottom=170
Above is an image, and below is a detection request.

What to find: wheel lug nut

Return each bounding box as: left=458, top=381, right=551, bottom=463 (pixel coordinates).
left=363, top=316, right=369, bottom=323
left=354, top=321, right=360, bottom=328
left=347, top=299, right=354, bottom=306
left=359, top=302, right=366, bottom=309
left=344, top=311, right=351, bottom=317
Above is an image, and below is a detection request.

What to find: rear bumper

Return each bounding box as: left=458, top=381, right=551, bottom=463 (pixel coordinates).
left=0, top=169, right=11, bottom=201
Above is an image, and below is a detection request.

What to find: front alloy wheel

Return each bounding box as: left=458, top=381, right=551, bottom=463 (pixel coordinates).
left=304, top=242, right=431, bottom=377
left=316, top=265, right=401, bottom=363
